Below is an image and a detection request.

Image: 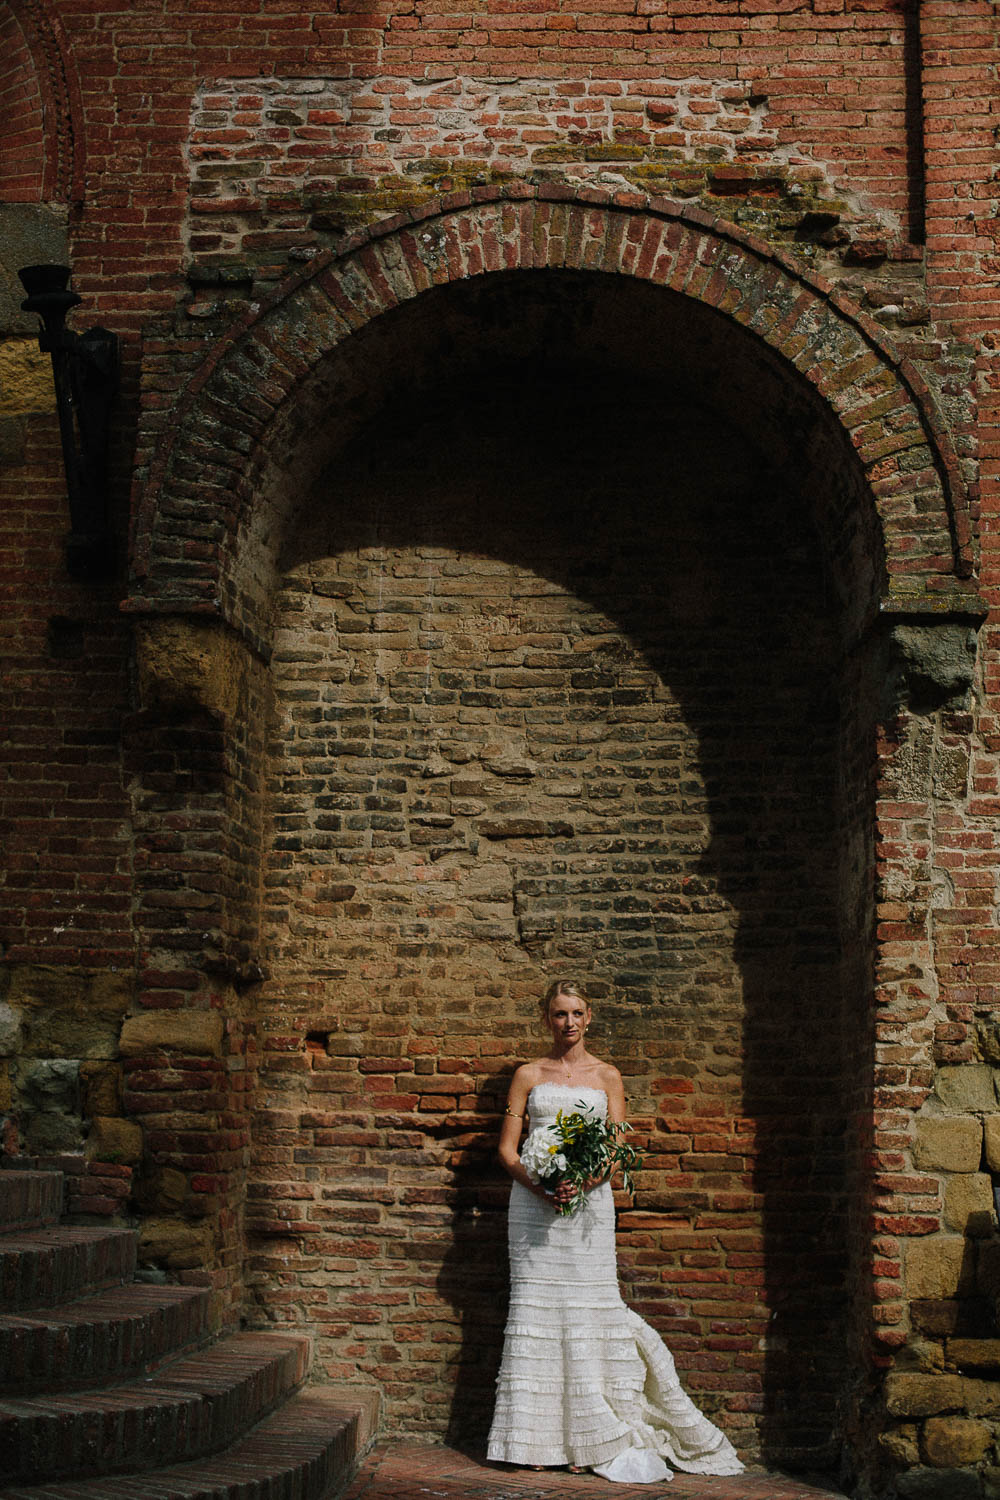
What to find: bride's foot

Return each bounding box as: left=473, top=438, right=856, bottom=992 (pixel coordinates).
left=567, top=1465, right=585, bottom=1474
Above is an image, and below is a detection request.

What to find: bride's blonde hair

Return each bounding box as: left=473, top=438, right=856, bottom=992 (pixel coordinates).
left=539, top=978, right=590, bottom=1023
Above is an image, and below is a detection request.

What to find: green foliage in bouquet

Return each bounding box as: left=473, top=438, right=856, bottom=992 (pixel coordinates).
left=520, top=1103, right=643, bottom=1216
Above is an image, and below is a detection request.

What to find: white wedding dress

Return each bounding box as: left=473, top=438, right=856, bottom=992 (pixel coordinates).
left=487, top=1083, right=744, bottom=1483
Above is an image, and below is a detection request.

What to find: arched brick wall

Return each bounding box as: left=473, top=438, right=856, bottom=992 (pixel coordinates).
left=123, top=187, right=986, bottom=1476
left=0, top=6, right=46, bottom=202
left=0, top=0, right=80, bottom=203
left=129, top=187, right=978, bottom=643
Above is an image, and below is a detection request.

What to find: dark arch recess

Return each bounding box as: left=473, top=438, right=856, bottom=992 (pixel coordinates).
left=128, top=186, right=980, bottom=644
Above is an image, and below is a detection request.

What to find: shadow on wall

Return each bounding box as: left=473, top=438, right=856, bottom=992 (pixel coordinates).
left=436, top=1065, right=512, bottom=1450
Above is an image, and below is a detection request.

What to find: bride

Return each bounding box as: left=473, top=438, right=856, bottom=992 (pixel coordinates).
left=486, top=979, right=744, bottom=1483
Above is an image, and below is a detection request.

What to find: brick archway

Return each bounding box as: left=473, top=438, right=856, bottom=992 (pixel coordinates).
left=0, top=0, right=81, bottom=202
left=129, top=185, right=978, bottom=640
left=123, top=187, right=986, bottom=1472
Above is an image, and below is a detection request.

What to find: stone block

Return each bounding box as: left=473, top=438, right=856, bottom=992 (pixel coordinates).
left=879, top=717, right=933, bottom=800
left=9, top=964, right=86, bottom=1010
left=119, top=1011, right=224, bottom=1057
left=8, top=966, right=130, bottom=1014
left=134, top=1166, right=189, bottom=1215
left=0, top=339, right=54, bottom=416
left=20, top=1058, right=80, bottom=1108
left=26, top=1009, right=122, bottom=1061
left=906, top=1236, right=975, bottom=1301
left=889, top=623, right=977, bottom=714
left=0, top=1002, right=22, bottom=1055
left=16, top=1055, right=84, bottom=1149
left=138, top=1217, right=214, bottom=1271
left=482, top=748, right=538, bottom=778
left=897, top=1469, right=985, bottom=1500
left=878, top=1424, right=919, bottom=1467
left=948, top=1340, right=1000, bottom=1372
left=945, top=1174, right=997, bottom=1237
left=134, top=617, right=248, bottom=719
left=934, top=1065, right=998, bottom=1114
left=14, top=966, right=132, bottom=1060
left=962, top=1377, right=1000, bottom=1418
left=923, top=1415, right=993, bottom=1467
left=934, top=744, right=973, bottom=800
left=885, top=1372, right=965, bottom=1417
left=911, top=1338, right=946, bottom=1374
left=984, top=1116, right=1000, bottom=1173
left=0, top=203, right=69, bottom=335
left=24, top=1111, right=83, bottom=1154
left=86, top=1116, right=143, bottom=1166
left=80, top=1061, right=122, bottom=1117
left=915, top=1116, right=983, bottom=1172
left=911, top=1301, right=964, bottom=1337
left=89, top=971, right=134, bottom=1014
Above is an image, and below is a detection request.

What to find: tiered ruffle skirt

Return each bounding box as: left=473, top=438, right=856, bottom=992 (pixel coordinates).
left=487, top=1179, right=743, bottom=1477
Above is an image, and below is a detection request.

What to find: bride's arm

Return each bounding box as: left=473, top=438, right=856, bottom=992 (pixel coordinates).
left=498, top=1068, right=551, bottom=1201
left=605, top=1068, right=627, bottom=1128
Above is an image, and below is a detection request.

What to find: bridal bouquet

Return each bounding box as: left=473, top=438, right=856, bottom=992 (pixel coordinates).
left=520, top=1103, right=643, bottom=1216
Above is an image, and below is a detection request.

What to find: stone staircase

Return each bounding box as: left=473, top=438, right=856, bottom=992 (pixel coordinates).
left=0, top=1169, right=378, bottom=1498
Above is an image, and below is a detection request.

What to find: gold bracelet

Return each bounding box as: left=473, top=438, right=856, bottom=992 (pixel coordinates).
left=504, top=1104, right=522, bottom=1117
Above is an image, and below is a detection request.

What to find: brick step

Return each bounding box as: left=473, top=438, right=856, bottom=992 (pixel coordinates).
left=0, top=1331, right=311, bottom=1485
left=1, top=1157, right=131, bottom=1223
left=0, top=1228, right=136, bottom=1312
left=0, top=1175, right=64, bottom=1234
left=0, top=1384, right=378, bottom=1500
left=0, top=1283, right=212, bottom=1393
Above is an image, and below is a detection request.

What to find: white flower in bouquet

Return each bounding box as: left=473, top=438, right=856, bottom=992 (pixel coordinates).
left=520, top=1126, right=568, bottom=1184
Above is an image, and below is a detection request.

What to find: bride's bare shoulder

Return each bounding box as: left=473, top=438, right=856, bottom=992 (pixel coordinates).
left=511, top=1060, right=547, bottom=1089
left=595, top=1060, right=624, bottom=1090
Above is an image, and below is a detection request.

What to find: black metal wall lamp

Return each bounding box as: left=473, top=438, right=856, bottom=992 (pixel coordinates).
left=18, top=263, right=120, bottom=580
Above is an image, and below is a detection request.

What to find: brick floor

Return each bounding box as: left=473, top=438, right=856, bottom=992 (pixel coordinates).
left=340, top=1443, right=848, bottom=1500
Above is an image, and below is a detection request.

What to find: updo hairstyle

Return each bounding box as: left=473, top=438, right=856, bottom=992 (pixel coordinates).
left=539, top=978, right=590, bottom=1026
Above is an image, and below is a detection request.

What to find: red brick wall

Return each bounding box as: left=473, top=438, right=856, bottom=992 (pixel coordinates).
left=27, top=0, right=925, bottom=311
left=0, top=417, right=132, bottom=971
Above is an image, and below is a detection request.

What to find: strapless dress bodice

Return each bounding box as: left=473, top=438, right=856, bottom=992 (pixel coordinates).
left=526, top=1082, right=608, bottom=1129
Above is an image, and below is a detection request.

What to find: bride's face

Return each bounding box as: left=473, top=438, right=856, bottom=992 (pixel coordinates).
left=547, top=991, right=590, bottom=1047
